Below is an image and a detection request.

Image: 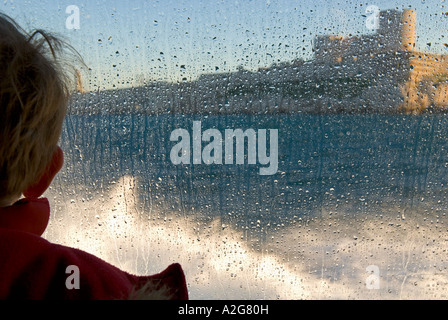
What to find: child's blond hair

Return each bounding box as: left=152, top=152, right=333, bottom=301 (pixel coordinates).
left=0, top=13, right=74, bottom=206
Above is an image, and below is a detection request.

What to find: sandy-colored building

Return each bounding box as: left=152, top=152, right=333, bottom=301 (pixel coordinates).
left=314, top=9, right=448, bottom=113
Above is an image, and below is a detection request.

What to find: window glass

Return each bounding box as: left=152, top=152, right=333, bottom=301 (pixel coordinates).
left=4, top=0, right=448, bottom=299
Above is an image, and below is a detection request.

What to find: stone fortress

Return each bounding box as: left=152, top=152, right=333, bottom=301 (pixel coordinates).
left=314, top=9, right=448, bottom=113
left=315, top=9, right=419, bottom=63
left=72, top=8, right=448, bottom=115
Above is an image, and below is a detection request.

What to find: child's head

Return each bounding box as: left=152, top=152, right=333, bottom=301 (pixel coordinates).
left=0, top=13, right=74, bottom=207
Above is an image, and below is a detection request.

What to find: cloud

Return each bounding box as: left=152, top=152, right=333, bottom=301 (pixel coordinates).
left=44, top=175, right=448, bottom=299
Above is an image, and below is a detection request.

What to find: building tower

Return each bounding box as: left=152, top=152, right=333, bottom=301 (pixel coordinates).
left=401, top=9, right=417, bottom=52
left=378, top=10, right=403, bottom=53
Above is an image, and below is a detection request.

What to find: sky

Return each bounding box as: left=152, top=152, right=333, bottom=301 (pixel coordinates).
left=1, top=0, right=447, bottom=90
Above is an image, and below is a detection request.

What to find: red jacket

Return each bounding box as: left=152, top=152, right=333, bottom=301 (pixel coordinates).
left=0, top=198, right=189, bottom=300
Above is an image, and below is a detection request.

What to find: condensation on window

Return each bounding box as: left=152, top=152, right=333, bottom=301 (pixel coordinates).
left=5, top=0, right=448, bottom=299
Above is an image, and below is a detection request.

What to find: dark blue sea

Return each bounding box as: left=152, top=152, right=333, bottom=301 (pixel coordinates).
left=46, top=114, right=448, bottom=299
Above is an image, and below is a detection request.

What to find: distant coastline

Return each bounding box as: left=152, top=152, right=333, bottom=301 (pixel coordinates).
left=70, top=9, right=448, bottom=116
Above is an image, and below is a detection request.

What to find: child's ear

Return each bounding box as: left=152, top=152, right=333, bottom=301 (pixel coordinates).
left=24, top=147, right=64, bottom=199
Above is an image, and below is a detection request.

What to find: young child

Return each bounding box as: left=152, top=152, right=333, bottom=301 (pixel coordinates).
left=0, top=13, right=188, bottom=300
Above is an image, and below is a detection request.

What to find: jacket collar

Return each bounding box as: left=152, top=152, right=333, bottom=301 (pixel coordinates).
left=0, top=198, right=50, bottom=236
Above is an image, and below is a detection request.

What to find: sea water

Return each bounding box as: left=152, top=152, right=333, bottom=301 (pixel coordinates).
left=44, top=114, right=448, bottom=299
